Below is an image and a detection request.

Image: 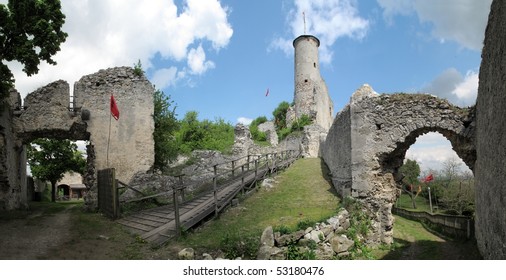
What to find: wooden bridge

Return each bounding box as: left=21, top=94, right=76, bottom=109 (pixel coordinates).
left=110, top=150, right=301, bottom=245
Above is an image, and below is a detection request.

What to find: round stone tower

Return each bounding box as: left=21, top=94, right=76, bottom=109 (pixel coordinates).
left=291, top=35, right=334, bottom=130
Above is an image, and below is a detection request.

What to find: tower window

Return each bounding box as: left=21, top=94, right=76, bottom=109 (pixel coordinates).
left=314, top=62, right=316, bottom=68
left=305, top=79, right=308, bottom=83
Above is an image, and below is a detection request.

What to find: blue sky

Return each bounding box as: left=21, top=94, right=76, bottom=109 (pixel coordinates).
left=5, top=0, right=492, bottom=171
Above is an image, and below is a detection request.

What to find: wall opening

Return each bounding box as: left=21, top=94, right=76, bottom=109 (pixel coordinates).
left=394, top=132, right=475, bottom=216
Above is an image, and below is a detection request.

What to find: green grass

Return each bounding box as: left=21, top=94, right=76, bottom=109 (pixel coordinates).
left=177, top=158, right=340, bottom=258
left=396, top=193, right=440, bottom=213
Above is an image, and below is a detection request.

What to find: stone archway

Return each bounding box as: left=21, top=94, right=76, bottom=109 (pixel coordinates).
left=0, top=67, right=155, bottom=211
left=322, top=84, right=476, bottom=244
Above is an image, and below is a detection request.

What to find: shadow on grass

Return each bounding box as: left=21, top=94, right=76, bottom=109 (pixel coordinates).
left=380, top=238, right=482, bottom=260
left=319, top=158, right=339, bottom=198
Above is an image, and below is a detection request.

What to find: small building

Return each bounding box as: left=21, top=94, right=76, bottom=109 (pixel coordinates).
left=56, top=172, right=86, bottom=200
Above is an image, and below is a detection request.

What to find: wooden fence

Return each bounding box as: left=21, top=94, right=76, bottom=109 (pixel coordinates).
left=120, top=149, right=301, bottom=206
left=97, top=168, right=120, bottom=219
left=116, top=149, right=301, bottom=242
left=392, top=207, right=474, bottom=239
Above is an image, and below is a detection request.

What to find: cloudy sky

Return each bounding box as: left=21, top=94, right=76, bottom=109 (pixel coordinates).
left=3, top=0, right=492, bottom=172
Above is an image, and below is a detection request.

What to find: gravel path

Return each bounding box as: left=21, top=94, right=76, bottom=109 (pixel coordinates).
left=0, top=208, right=73, bottom=260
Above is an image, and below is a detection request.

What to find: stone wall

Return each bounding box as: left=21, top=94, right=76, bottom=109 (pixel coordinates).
left=474, top=0, right=506, bottom=259
left=322, top=84, right=475, bottom=244
left=0, top=90, right=27, bottom=210
left=257, top=121, right=278, bottom=146
left=321, top=104, right=352, bottom=197
left=13, top=80, right=88, bottom=142
left=74, top=67, right=155, bottom=185
left=0, top=66, right=155, bottom=210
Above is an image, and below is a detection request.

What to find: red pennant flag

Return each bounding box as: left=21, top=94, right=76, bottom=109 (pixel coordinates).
left=265, top=88, right=269, bottom=97
left=110, top=94, right=120, bottom=120
left=423, top=174, right=434, bottom=183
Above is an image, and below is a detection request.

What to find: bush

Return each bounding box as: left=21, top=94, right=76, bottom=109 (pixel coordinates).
left=249, top=116, right=268, bottom=142
left=291, top=114, right=312, bottom=131
left=220, top=232, right=259, bottom=259
left=273, top=101, right=290, bottom=130
left=277, top=114, right=313, bottom=141
left=175, top=111, right=235, bottom=155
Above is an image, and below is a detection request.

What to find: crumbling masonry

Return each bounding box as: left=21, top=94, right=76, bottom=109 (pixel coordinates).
left=0, top=67, right=154, bottom=210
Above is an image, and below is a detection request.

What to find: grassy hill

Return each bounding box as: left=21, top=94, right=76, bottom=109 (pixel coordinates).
left=179, top=158, right=340, bottom=258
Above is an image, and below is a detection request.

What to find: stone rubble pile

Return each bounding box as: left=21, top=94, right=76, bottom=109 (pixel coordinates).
left=256, top=208, right=354, bottom=260
left=176, top=208, right=360, bottom=260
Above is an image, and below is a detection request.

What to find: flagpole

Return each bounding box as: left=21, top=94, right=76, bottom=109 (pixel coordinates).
left=107, top=106, right=112, bottom=168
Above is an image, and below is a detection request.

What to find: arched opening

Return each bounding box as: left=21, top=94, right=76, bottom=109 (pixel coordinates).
left=396, top=132, right=475, bottom=216
left=379, top=127, right=475, bottom=180
left=57, top=184, right=70, bottom=200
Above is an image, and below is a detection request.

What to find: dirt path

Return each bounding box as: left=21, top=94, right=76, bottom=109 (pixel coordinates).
left=0, top=206, right=74, bottom=259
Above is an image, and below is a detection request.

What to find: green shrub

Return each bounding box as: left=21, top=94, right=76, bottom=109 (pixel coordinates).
left=175, top=111, right=235, bottom=155
left=296, top=218, right=314, bottom=231
left=291, top=114, right=312, bottom=131
left=220, top=232, right=259, bottom=259
left=249, top=116, right=268, bottom=142
left=273, top=224, right=292, bottom=235
left=285, top=240, right=317, bottom=260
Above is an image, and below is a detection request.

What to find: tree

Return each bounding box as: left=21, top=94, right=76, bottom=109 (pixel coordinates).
left=438, top=157, right=475, bottom=215
left=399, top=158, right=421, bottom=209
left=27, top=139, right=85, bottom=202
left=0, top=0, right=68, bottom=99
left=153, top=89, right=179, bottom=170
left=175, top=111, right=234, bottom=154
left=272, top=101, right=290, bottom=130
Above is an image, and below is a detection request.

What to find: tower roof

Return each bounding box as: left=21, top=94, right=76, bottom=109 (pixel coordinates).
left=293, top=35, right=320, bottom=48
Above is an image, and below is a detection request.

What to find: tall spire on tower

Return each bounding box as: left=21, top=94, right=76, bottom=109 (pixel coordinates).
left=302, top=11, right=306, bottom=34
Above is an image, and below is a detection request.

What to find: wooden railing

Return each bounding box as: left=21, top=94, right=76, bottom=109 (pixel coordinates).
left=392, top=206, right=474, bottom=239
left=117, top=149, right=301, bottom=239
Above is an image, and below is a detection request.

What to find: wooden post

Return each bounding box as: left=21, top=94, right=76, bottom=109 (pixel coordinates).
left=254, top=159, right=258, bottom=180
left=114, top=178, right=120, bottom=219
left=232, top=160, right=235, bottom=177
left=173, top=185, right=181, bottom=237
left=178, top=175, right=185, bottom=202
left=247, top=155, right=251, bottom=171
left=213, top=165, right=218, bottom=217
left=241, top=165, right=245, bottom=193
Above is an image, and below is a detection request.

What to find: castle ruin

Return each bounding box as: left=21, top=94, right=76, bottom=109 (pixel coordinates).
left=287, top=35, right=334, bottom=131
left=0, top=67, right=155, bottom=210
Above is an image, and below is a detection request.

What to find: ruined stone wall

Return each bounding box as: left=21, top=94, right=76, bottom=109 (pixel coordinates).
left=475, top=0, right=506, bottom=259
left=323, top=84, right=475, bottom=244
left=321, top=104, right=351, bottom=197
left=13, top=80, right=88, bottom=142
left=74, top=67, right=154, bottom=185
left=0, top=66, right=155, bottom=210
left=0, top=90, right=27, bottom=210
left=257, top=121, right=278, bottom=146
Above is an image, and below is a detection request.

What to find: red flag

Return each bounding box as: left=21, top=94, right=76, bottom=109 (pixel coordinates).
left=265, top=88, right=269, bottom=97
left=423, top=174, right=434, bottom=183
left=110, top=94, right=120, bottom=120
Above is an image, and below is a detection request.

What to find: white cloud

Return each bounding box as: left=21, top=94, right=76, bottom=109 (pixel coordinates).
left=151, top=67, right=179, bottom=89
left=187, top=45, right=215, bottom=75
left=421, top=68, right=478, bottom=107
left=237, top=117, right=253, bottom=125
left=5, top=0, right=233, bottom=97
left=377, top=0, right=492, bottom=50
left=271, top=0, right=369, bottom=64
left=405, top=132, right=469, bottom=172
left=452, top=71, right=479, bottom=105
